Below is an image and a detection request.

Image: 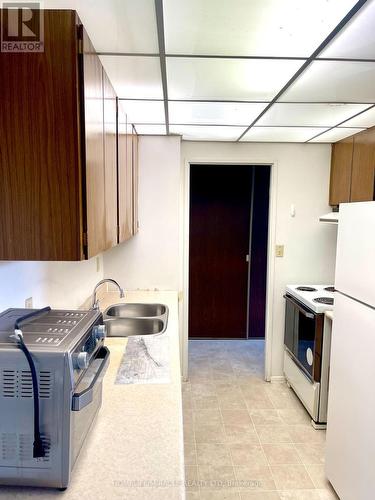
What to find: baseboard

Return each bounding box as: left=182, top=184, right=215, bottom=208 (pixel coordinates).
left=270, top=375, right=286, bottom=384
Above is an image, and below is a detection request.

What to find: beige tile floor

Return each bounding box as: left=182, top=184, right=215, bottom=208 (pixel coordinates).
left=183, top=340, right=339, bottom=500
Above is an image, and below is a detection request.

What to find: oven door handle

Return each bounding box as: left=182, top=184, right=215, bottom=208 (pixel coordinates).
left=283, top=295, right=315, bottom=319
left=72, top=346, right=110, bottom=412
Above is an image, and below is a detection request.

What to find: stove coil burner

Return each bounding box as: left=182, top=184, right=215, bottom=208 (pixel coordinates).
left=296, top=286, right=317, bottom=292
left=313, top=297, right=334, bottom=305
left=324, top=286, right=335, bottom=292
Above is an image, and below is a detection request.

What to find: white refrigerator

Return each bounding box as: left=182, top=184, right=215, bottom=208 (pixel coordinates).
left=326, top=201, right=375, bottom=500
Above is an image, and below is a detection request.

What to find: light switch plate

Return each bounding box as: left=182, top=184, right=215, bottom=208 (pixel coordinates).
left=275, top=245, right=284, bottom=257
left=25, top=297, right=33, bottom=309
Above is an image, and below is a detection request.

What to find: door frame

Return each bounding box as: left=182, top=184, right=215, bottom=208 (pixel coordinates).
left=181, top=159, right=278, bottom=382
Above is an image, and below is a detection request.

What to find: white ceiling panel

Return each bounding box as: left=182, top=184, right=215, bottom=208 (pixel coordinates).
left=241, top=126, right=328, bottom=142
left=257, top=103, right=370, bottom=127
left=321, top=0, right=375, bottom=60
left=44, top=0, right=158, bottom=53
left=100, top=56, right=163, bottom=99
left=170, top=125, right=246, bottom=141
left=169, top=101, right=268, bottom=126
left=309, top=127, right=365, bottom=142
left=134, top=124, right=167, bottom=135
left=167, top=58, right=304, bottom=101
left=119, top=100, right=165, bottom=124
left=163, top=0, right=357, bottom=57
left=281, top=61, right=375, bottom=103
left=340, top=105, right=375, bottom=127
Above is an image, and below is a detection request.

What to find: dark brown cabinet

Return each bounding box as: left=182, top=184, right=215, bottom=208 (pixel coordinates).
left=0, top=10, right=137, bottom=260
left=329, top=128, right=375, bottom=207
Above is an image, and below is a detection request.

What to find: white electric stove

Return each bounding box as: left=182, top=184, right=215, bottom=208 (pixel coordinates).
left=283, top=284, right=334, bottom=428
left=286, top=284, right=335, bottom=313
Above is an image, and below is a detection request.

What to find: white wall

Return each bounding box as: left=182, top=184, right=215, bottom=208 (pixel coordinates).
left=181, top=141, right=338, bottom=377
left=103, top=135, right=181, bottom=290
left=0, top=256, right=103, bottom=311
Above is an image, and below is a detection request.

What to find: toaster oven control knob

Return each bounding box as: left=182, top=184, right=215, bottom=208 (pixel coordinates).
left=73, top=352, right=89, bottom=370
left=93, top=324, right=106, bottom=341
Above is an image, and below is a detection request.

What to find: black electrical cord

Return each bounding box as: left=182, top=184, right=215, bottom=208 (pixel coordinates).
left=14, top=306, right=51, bottom=458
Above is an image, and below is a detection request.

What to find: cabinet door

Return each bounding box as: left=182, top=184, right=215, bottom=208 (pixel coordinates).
left=329, top=137, right=353, bottom=206
left=132, top=131, right=139, bottom=234
left=82, top=27, right=106, bottom=258
left=0, top=11, right=83, bottom=260
left=351, top=128, right=375, bottom=202
left=103, top=71, right=118, bottom=249
left=117, top=103, right=133, bottom=242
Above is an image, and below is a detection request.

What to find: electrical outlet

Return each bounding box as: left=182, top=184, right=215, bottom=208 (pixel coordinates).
left=275, top=245, right=284, bottom=257
left=25, top=297, right=33, bottom=309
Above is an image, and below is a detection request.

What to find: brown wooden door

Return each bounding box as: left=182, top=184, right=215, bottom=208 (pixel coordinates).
left=329, top=137, right=353, bottom=207
left=103, top=70, right=118, bottom=249
left=117, top=102, right=133, bottom=242
left=82, top=27, right=106, bottom=258
left=351, top=128, right=375, bottom=202
left=189, top=166, right=253, bottom=339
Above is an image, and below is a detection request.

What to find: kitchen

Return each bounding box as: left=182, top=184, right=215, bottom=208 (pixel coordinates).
left=0, top=0, right=374, bottom=499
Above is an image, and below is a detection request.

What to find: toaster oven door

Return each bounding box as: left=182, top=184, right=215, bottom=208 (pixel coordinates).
left=70, top=346, right=109, bottom=467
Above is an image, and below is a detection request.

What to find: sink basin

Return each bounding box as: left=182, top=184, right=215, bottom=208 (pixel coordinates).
left=103, top=303, right=168, bottom=337
left=104, top=317, right=165, bottom=337
left=105, top=303, right=166, bottom=318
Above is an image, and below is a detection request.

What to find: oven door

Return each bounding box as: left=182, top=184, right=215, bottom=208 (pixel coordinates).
left=284, top=295, right=316, bottom=380
left=70, top=347, right=110, bottom=467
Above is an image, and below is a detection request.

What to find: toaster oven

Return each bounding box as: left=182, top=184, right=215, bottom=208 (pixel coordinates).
left=0, top=307, right=109, bottom=489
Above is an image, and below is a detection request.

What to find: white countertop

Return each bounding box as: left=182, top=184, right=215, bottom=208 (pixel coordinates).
left=0, top=291, right=185, bottom=499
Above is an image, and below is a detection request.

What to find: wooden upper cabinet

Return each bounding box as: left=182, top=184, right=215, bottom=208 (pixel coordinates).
left=103, top=70, right=118, bottom=249
left=132, top=131, right=139, bottom=235
left=0, top=10, right=83, bottom=260
left=329, top=137, right=353, bottom=206
left=117, top=102, right=134, bottom=243
left=81, top=27, right=106, bottom=259
left=329, top=127, right=375, bottom=207
left=351, top=128, right=375, bottom=202
left=0, top=10, right=124, bottom=260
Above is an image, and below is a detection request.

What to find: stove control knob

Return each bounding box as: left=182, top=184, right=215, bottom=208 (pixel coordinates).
left=73, top=352, right=89, bottom=370
left=93, top=324, right=106, bottom=341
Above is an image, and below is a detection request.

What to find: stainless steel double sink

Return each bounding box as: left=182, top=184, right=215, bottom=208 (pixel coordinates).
left=103, top=303, right=168, bottom=337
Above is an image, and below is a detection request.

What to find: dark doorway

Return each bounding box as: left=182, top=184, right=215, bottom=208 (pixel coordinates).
left=189, top=164, right=270, bottom=339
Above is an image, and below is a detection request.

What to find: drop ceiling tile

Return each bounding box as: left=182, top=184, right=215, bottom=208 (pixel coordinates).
left=119, top=100, right=165, bottom=124
left=240, top=126, right=328, bottom=142
left=100, top=56, right=163, bottom=99
left=163, top=0, right=357, bottom=56
left=134, top=124, right=166, bottom=135
left=44, top=0, right=159, bottom=53
left=170, top=125, right=246, bottom=141
left=167, top=58, right=304, bottom=101
left=340, top=105, right=375, bottom=127
left=321, top=0, right=375, bottom=60
left=169, top=101, right=268, bottom=126
left=280, top=61, right=375, bottom=103
left=309, top=127, right=365, bottom=142
left=257, top=103, right=370, bottom=127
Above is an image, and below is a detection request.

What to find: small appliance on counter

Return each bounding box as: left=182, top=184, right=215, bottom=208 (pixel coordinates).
left=283, top=284, right=334, bottom=428
left=0, top=307, right=109, bottom=490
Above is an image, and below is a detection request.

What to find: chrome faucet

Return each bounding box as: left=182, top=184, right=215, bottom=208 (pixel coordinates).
left=91, top=279, right=124, bottom=310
